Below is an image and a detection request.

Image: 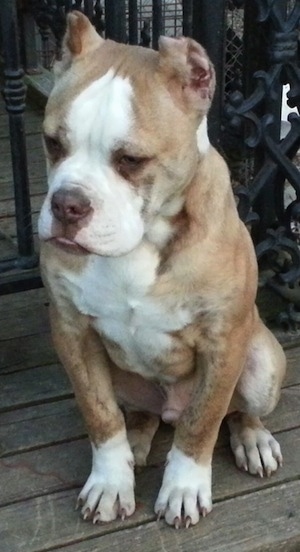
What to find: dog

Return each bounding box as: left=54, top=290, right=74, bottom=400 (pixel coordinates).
left=38, top=11, right=286, bottom=528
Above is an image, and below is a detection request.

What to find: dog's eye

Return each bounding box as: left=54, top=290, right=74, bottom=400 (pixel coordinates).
left=44, top=135, right=65, bottom=161
left=119, top=155, right=145, bottom=168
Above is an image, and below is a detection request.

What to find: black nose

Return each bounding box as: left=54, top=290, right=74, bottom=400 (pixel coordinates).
left=51, top=188, right=91, bottom=224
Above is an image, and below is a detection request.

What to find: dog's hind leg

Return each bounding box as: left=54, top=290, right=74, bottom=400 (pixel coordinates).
left=228, top=317, right=286, bottom=476
left=126, top=411, right=160, bottom=467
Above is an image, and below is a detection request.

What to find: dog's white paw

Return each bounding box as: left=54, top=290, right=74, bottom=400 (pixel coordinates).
left=230, top=424, right=283, bottom=477
left=78, top=431, right=135, bottom=523
left=154, top=446, right=212, bottom=528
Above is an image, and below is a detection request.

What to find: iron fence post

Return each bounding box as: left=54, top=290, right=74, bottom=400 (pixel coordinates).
left=104, top=0, right=126, bottom=42
left=128, top=0, right=138, bottom=44
left=0, top=0, right=36, bottom=264
left=182, top=0, right=193, bottom=37
left=18, top=8, right=40, bottom=74
left=192, top=0, right=226, bottom=148
left=152, top=0, right=164, bottom=50
left=84, top=0, right=94, bottom=20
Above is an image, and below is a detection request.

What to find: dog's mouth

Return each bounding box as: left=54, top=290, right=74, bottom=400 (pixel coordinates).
left=48, top=237, right=90, bottom=255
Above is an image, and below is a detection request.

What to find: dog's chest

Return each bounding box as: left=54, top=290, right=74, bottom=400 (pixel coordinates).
left=63, top=244, right=192, bottom=377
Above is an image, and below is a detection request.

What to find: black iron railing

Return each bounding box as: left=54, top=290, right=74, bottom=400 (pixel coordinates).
left=0, top=0, right=40, bottom=293
left=0, top=1, right=299, bottom=322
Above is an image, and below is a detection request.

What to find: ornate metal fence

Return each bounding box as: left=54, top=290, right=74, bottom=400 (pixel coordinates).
left=0, top=1, right=299, bottom=320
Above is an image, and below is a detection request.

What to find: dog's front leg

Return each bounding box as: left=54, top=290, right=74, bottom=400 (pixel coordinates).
left=50, top=306, right=135, bottom=523
left=155, top=324, right=250, bottom=528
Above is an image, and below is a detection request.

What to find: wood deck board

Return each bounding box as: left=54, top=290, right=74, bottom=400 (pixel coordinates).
left=39, top=481, right=300, bottom=552
left=1, top=479, right=300, bottom=552
left=0, top=102, right=300, bottom=550
left=0, top=364, right=71, bottom=412
left=0, top=332, right=57, bottom=373
left=0, top=384, right=299, bottom=459
left=1, top=426, right=300, bottom=508
left=0, top=177, right=47, bottom=201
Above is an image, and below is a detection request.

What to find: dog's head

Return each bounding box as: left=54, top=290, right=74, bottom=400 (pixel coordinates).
left=38, top=12, right=215, bottom=256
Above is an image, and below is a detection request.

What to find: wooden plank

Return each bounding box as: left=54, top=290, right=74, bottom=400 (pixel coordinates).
left=0, top=177, right=47, bottom=201
left=0, top=211, right=40, bottom=240
left=1, top=474, right=299, bottom=552
left=0, top=332, right=57, bottom=373
left=0, top=425, right=299, bottom=509
left=1, top=133, right=44, bottom=155
left=45, top=482, right=300, bottom=552
left=0, top=162, right=45, bottom=199
left=0, top=441, right=89, bottom=506
left=0, top=161, right=46, bottom=190
left=1, top=147, right=44, bottom=168
left=0, top=398, right=84, bottom=457
left=0, top=193, right=45, bottom=219
left=0, top=117, right=43, bottom=139
left=24, top=67, right=54, bottom=104
left=0, top=302, right=49, bottom=340
left=0, top=216, right=16, bottom=240
left=0, top=363, right=71, bottom=412
left=0, top=290, right=50, bottom=341
left=265, top=385, right=300, bottom=432
left=0, top=383, right=299, bottom=458
left=284, top=346, right=300, bottom=386
left=0, top=287, right=47, bottom=312
left=0, top=234, right=16, bottom=258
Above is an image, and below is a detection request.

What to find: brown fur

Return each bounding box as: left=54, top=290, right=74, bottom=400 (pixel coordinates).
left=40, top=12, right=286, bottom=526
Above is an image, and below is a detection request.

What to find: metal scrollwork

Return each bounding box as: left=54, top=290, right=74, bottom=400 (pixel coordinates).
left=223, top=0, right=300, bottom=325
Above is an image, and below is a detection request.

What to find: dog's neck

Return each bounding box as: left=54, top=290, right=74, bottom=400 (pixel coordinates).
left=144, top=116, right=212, bottom=252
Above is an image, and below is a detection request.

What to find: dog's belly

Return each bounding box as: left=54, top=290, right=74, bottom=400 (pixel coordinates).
left=63, top=243, right=193, bottom=380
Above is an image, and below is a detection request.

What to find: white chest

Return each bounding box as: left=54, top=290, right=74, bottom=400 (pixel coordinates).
left=60, top=243, right=191, bottom=376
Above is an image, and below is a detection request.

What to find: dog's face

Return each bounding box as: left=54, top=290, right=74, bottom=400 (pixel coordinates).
left=38, top=12, right=215, bottom=256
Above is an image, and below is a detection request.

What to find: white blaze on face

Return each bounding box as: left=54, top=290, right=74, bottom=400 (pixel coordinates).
left=38, top=69, right=144, bottom=256
left=68, top=69, right=133, bottom=156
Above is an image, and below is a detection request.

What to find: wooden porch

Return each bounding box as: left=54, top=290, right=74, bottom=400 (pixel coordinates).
left=0, top=99, right=300, bottom=552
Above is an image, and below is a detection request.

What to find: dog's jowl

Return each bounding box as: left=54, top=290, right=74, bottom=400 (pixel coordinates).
left=39, top=11, right=286, bottom=528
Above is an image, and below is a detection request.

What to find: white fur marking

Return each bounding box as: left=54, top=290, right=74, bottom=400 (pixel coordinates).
left=79, top=430, right=135, bottom=522
left=68, top=69, right=132, bottom=155
left=155, top=445, right=212, bottom=526
left=146, top=217, right=174, bottom=248
left=57, top=243, right=192, bottom=378
left=196, top=116, right=210, bottom=155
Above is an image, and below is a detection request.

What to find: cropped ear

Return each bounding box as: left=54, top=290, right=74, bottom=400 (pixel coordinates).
left=54, top=11, right=104, bottom=77
left=158, top=36, right=215, bottom=114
